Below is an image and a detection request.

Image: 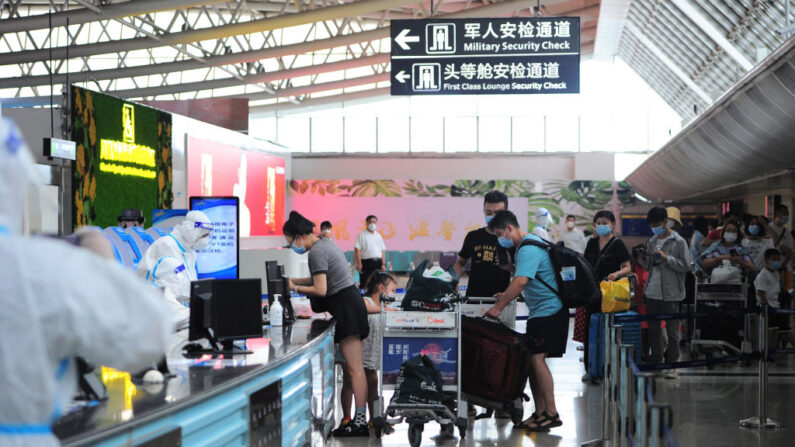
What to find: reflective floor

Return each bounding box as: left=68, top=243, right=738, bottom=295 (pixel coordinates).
left=328, top=316, right=795, bottom=447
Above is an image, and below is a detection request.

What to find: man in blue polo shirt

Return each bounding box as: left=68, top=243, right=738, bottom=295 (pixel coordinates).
left=486, top=210, right=568, bottom=432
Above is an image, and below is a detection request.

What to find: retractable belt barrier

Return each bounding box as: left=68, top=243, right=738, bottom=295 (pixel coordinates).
left=582, top=303, right=795, bottom=447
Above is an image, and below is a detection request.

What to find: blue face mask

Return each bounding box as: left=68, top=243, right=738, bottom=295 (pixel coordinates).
left=770, top=261, right=782, bottom=271
left=651, top=225, right=665, bottom=236
left=290, top=238, right=307, bottom=255
left=596, top=224, right=612, bottom=236
left=748, top=225, right=760, bottom=236
left=498, top=231, right=514, bottom=248
left=485, top=215, right=494, bottom=225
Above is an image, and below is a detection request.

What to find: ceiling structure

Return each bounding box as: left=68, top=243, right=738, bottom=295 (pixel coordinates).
left=0, top=0, right=601, bottom=111
left=0, top=0, right=791, bottom=119
left=596, top=0, right=793, bottom=121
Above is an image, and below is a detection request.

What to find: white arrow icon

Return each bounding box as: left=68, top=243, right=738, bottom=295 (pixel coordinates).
left=395, top=29, right=420, bottom=50
left=395, top=70, right=410, bottom=84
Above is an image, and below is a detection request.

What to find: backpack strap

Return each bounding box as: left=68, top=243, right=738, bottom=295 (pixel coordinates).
left=517, top=238, right=561, bottom=297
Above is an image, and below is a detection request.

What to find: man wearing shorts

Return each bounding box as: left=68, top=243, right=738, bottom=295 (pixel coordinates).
left=486, top=210, right=568, bottom=432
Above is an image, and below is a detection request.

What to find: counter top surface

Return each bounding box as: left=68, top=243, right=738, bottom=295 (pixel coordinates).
left=54, top=318, right=334, bottom=444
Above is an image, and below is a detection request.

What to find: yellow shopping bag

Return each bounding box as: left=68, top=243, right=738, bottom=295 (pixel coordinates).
left=601, top=278, right=632, bottom=313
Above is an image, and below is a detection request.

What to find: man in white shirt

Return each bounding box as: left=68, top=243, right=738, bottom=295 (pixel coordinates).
left=560, top=215, right=586, bottom=254
left=354, top=215, right=386, bottom=287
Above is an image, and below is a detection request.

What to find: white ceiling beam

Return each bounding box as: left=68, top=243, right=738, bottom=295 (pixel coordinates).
left=250, top=87, right=391, bottom=116
left=670, top=0, right=754, bottom=71
left=624, top=22, right=712, bottom=104
left=0, top=0, right=228, bottom=34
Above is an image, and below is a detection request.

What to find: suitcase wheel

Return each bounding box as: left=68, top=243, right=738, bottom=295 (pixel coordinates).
left=510, top=407, right=524, bottom=425
left=408, top=422, right=423, bottom=447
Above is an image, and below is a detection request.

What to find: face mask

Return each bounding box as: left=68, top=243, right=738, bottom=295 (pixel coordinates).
left=748, top=225, right=760, bottom=236
left=485, top=215, right=494, bottom=225
left=291, top=237, right=307, bottom=254
left=322, top=229, right=331, bottom=235
left=723, top=232, right=738, bottom=243
left=596, top=224, right=612, bottom=236
left=194, top=235, right=210, bottom=250
left=651, top=225, right=665, bottom=236
left=368, top=223, right=377, bottom=232
left=769, top=261, right=782, bottom=271
left=566, top=221, right=575, bottom=229
left=667, top=220, right=675, bottom=229
left=498, top=230, right=514, bottom=248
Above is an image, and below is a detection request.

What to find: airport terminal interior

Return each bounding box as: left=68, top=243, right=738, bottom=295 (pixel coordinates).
left=1, top=0, right=795, bottom=446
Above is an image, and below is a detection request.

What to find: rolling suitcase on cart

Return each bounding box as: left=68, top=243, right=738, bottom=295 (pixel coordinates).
left=461, top=315, right=529, bottom=424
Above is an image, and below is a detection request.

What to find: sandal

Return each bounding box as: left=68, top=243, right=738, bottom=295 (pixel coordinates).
left=513, top=412, right=542, bottom=430
left=524, top=412, right=562, bottom=432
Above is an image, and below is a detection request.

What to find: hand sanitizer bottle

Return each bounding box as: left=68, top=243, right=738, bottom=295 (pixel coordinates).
left=270, top=294, right=283, bottom=327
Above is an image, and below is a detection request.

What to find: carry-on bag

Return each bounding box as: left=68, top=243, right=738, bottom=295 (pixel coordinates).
left=461, top=316, right=529, bottom=410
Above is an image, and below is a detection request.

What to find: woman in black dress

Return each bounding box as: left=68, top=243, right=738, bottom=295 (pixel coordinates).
left=581, top=210, right=631, bottom=381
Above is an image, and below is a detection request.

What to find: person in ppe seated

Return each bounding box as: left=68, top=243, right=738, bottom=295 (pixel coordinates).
left=0, top=117, right=171, bottom=447
left=151, top=256, right=191, bottom=328
left=138, top=210, right=213, bottom=285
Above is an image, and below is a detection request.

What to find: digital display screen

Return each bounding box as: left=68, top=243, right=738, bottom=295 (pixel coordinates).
left=44, top=137, right=77, bottom=160
left=190, top=196, right=239, bottom=279
left=187, top=136, right=286, bottom=237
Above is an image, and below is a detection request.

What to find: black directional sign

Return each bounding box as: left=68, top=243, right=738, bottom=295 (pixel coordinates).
left=390, top=18, right=580, bottom=95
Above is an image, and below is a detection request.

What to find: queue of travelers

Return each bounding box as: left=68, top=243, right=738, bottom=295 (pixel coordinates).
left=286, top=192, right=794, bottom=438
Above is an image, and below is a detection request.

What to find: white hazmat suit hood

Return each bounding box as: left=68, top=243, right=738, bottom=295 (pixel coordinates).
left=0, top=118, right=171, bottom=446
left=138, top=210, right=213, bottom=286
left=532, top=207, right=554, bottom=240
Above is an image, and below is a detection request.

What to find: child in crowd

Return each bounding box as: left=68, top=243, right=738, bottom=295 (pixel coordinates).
left=333, top=272, right=397, bottom=434
left=754, top=248, right=795, bottom=347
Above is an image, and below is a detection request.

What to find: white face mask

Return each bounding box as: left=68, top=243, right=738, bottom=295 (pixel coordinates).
left=566, top=221, right=575, bottom=229
left=724, top=232, right=738, bottom=243
left=194, top=235, right=210, bottom=250
left=368, top=223, right=377, bottom=232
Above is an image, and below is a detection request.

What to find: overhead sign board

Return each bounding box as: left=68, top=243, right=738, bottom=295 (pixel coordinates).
left=390, top=18, right=580, bottom=95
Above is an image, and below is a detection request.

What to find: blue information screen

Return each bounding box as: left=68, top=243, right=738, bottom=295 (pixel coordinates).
left=190, top=197, right=239, bottom=279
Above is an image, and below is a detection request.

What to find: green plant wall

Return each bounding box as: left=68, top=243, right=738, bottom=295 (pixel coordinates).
left=71, top=86, right=172, bottom=229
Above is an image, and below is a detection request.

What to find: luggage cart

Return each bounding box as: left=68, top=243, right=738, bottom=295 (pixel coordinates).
left=461, top=296, right=517, bottom=329
left=689, top=279, right=752, bottom=361
left=372, top=297, right=468, bottom=446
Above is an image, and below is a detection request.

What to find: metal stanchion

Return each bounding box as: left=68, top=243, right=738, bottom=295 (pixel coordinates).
left=582, top=313, right=614, bottom=447
left=619, top=345, right=635, bottom=447
left=648, top=404, right=672, bottom=447
left=609, top=325, right=623, bottom=443
left=740, top=304, right=785, bottom=429
left=635, top=373, right=655, bottom=447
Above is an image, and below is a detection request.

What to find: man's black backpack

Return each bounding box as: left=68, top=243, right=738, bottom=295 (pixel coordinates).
left=518, top=238, right=601, bottom=309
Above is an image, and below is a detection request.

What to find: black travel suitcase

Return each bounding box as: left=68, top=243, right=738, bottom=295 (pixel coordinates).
left=461, top=315, right=529, bottom=424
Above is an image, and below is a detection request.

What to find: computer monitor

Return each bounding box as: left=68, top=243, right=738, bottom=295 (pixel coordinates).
left=265, top=261, right=295, bottom=324
left=188, top=279, right=263, bottom=354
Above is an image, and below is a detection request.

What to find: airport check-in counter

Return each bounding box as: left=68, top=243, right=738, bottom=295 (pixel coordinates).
left=53, top=319, right=336, bottom=447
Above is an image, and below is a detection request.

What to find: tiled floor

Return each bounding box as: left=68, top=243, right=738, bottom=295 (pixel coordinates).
left=328, top=316, right=795, bottom=446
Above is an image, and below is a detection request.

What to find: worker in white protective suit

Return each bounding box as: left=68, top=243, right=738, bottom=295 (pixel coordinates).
left=151, top=256, right=191, bottom=328
left=532, top=207, right=555, bottom=241
left=138, top=210, right=213, bottom=287
left=0, top=118, right=171, bottom=446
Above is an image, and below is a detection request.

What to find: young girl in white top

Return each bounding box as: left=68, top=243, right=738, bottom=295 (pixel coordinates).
left=361, top=271, right=397, bottom=422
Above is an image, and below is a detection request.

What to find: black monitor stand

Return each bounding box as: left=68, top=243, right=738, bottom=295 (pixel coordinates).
left=187, top=328, right=253, bottom=356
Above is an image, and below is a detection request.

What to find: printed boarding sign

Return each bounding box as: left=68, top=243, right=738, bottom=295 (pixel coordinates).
left=390, top=18, right=580, bottom=95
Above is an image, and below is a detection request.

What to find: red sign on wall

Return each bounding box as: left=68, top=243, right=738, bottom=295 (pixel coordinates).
left=187, top=136, right=285, bottom=236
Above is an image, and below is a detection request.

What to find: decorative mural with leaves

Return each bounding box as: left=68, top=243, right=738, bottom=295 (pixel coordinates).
left=289, top=178, right=635, bottom=240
